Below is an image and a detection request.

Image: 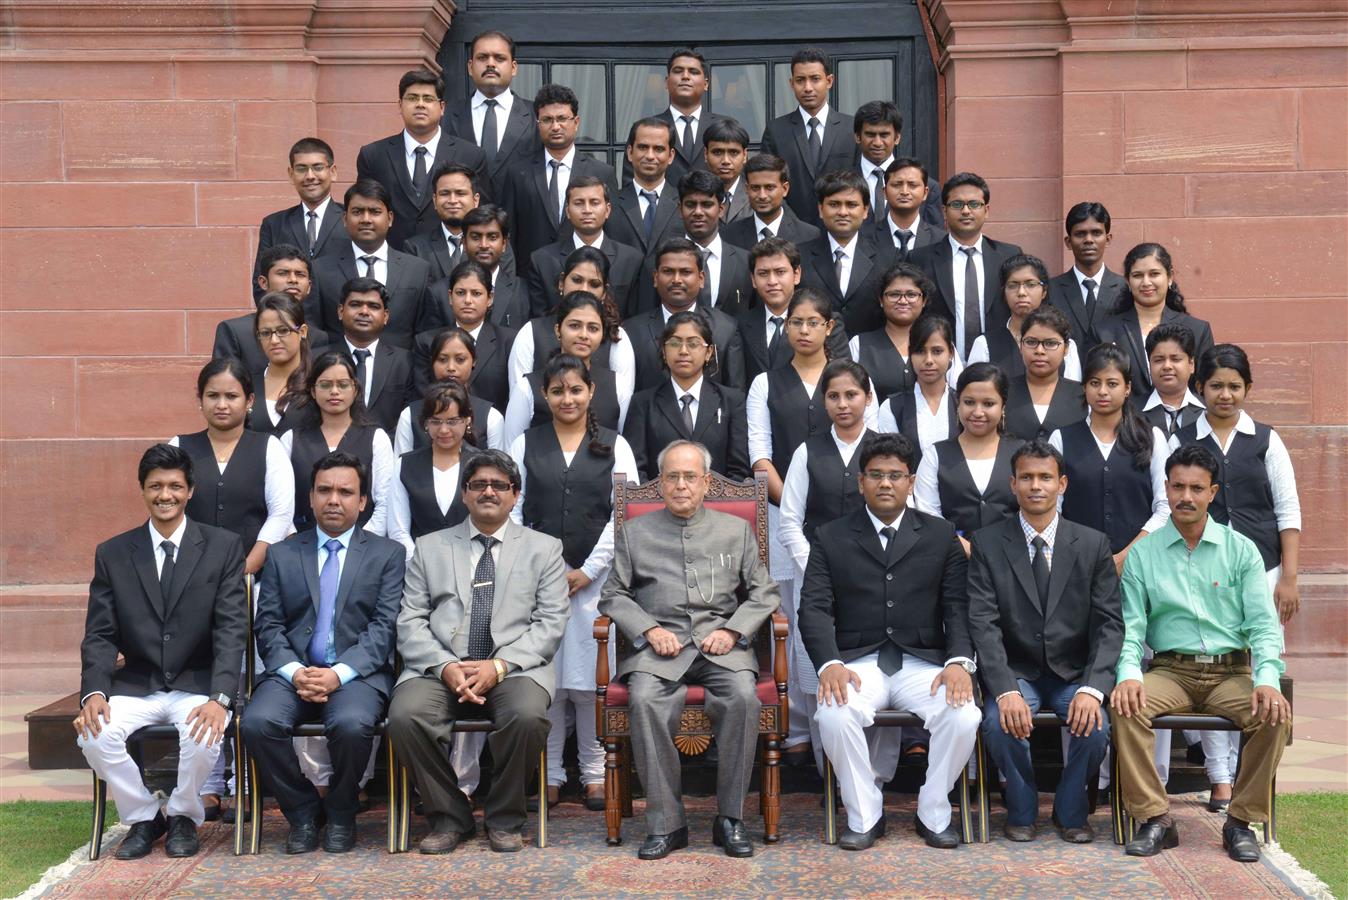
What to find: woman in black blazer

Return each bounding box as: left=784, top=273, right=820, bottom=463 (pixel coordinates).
left=249, top=292, right=313, bottom=435
left=877, top=315, right=961, bottom=463
left=1003, top=304, right=1085, bottom=441
left=622, top=310, right=750, bottom=482
left=394, top=327, right=504, bottom=453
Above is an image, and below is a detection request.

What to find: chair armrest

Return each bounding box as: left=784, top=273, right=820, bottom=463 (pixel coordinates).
left=769, top=609, right=788, bottom=695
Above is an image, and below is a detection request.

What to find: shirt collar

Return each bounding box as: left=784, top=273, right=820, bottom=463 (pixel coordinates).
left=472, top=89, right=513, bottom=115
left=1160, top=514, right=1222, bottom=548
left=351, top=241, right=389, bottom=263
left=1195, top=408, right=1255, bottom=440
left=1142, top=387, right=1205, bottom=412
left=888, top=209, right=921, bottom=234
left=949, top=233, right=984, bottom=255
left=830, top=425, right=866, bottom=451
left=753, top=209, right=783, bottom=232
left=442, top=222, right=463, bottom=244
left=798, top=103, right=830, bottom=125
left=345, top=337, right=380, bottom=357
left=403, top=127, right=441, bottom=159
left=669, top=104, right=702, bottom=123
left=546, top=145, right=577, bottom=170
left=865, top=506, right=904, bottom=535
left=635, top=179, right=666, bottom=198
left=147, top=517, right=189, bottom=552
left=828, top=232, right=858, bottom=256
left=316, top=523, right=356, bottom=551
left=573, top=231, right=605, bottom=250
left=661, top=302, right=696, bottom=322
left=1018, top=513, right=1060, bottom=550
left=469, top=517, right=512, bottom=541
left=302, top=195, right=332, bottom=217
left=1072, top=264, right=1107, bottom=287
left=860, top=155, right=894, bottom=181
left=672, top=375, right=704, bottom=401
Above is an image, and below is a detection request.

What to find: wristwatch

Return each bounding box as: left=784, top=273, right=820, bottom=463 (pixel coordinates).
left=951, top=659, right=977, bottom=676
left=211, top=693, right=233, bottom=710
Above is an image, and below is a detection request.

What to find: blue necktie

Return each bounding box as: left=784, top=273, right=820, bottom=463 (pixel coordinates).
left=308, top=538, right=342, bottom=666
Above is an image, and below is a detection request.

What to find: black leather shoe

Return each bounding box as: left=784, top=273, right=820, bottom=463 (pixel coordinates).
left=284, top=821, right=321, bottom=855
left=417, top=827, right=475, bottom=854
left=637, top=826, right=688, bottom=860
left=712, top=816, right=754, bottom=858
left=1222, top=821, right=1261, bottom=862
left=115, top=813, right=167, bottom=860
left=1003, top=823, right=1036, bottom=842
left=915, top=817, right=961, bottom=849
left=164, top=815, right=199, bottom=858
left=1207, top=795, right=1232, bottom=814
left=1125, top=820, right=1179, bottom=857
left=324, top=822, right=357, bottom=853
left=838, top=815, right=886, bottom=851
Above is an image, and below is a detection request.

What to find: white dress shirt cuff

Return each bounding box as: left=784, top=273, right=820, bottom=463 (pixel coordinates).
left=944, top=656, right=976, bottom=672
left=278, top=662, right=303, bottom=683
left=80, top=691, right=107, bottom=707
left=817, top=659, right=844, bottom=677
left=1075, top=685, right=1104, bottom=703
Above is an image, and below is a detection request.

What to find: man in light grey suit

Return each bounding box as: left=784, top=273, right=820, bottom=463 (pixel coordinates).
left=387, top=450, right=569, bottom=855
left=599, top=440, right=780, bottom=860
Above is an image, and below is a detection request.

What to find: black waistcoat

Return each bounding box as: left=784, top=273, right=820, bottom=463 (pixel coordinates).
left=520, top=425, right=617, bottom=569
left=405, top=394, right=495, bottom=451
left=854, top=330, right=913, bottom=400
left=525, top=367, right=621, bottom=432
left=399, top=445, right=476, bottom=538
left=933, top=436, right=1023, bottom=535
left=802, top=430, right=875, bottom=542
left=179, top=429, right=270, bottom=549
left=766, top=366, right=830, bottom=477
left=1059, top=420, right=1154, bottom=554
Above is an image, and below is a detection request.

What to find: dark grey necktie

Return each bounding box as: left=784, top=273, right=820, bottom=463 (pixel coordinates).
left=698, top=248, right=712, bottom=305
left=446, top=231, right=461, bottom=263
left=767, top=315, right=785, bottom=360
left=480, top=98, right=499, bottom=164
left=1031, top=536, right=1050, bottom=605
left=412, top=146, right=429, bottom=199
left=895, top=229, right=913, bottom=255
left=680, top=393, right=695, bottom=435
left=872, top=170, right=886, bottom=218
left=1082, top=277, right=1098, bottom=311
left=833, top=247, right=847, bottom=291
left=548, top=159, right=563, bottom=225
left=159, top=540, right=175, bottom=602
left=679, top=114, right=696, bottom=158
left=960, top=246, right=981, bottom=356
left=640, top=190, right=659, bottom=243
left=807, top=116, right=823, bottom=170
left=361, top=255, right=378, bottom=280
left=306, top=210, right=319, bottom=256
left=760, top=226, right=772, bottom=241
left=467, top=534, right=498, bottom=660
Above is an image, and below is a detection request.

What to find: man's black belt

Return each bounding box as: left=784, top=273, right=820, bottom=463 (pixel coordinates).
left=1154, top=650, right=1249, bottom=666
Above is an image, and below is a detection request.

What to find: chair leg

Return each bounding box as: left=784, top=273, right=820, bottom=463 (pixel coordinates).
left=619, top=739, right=634, bottom=818
left=247, top=753, right=263, bottom=855
left=536, top=747, right=548, bottom=849
left=975, top=732, right=991, bottom=843
left=604, top=740, right=623, bottom=845
left=232, top=724, right=247, bottom=856
left=1109, top=735, right=1130, bottom=845
left=823, top=757, right=838, bottom=845
left=397, top=762, right=412, bottom=853
left=957, top=737, right=975, bottom=844
left=1265, top=775, right=1276, bottom=845
left=89, top=773, right=107, bottom=861
left=385, top=735, right=400, bottom=854
left=761, top=735, right=781, bottom=843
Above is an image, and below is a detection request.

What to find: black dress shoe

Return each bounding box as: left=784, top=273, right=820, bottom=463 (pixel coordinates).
left=201, top=795, right=221, bottom=822
left=1222, top=821, right=1261, bottom=862
left=1207, top=795, right=1232, bottom=813
left=284, top=821, right=321, bottom=855
left=915, top=817, right=961, bottom=849
left=1125, top=820, right=1179, bottom=857
left=838, top=815, right=886, bottom=851
left=115, top=813, right=167, bottom=860
left=712, top=816, right=754, bottom=858
left=1003, top=823, right=1036, bottom=842
left=164, top=815, right=199, bottom=858
left=324, top=822, right=357, bottom=853
left=637, top=826, right=689, bottom=860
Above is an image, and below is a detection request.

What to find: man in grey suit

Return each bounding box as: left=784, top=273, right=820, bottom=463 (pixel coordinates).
left=599, top=440, right=780, bottom=860
left=388, top=450, right=568, bottom=854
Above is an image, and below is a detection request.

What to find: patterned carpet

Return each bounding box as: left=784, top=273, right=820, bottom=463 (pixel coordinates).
left=37, top=792, right=1303, bottom=898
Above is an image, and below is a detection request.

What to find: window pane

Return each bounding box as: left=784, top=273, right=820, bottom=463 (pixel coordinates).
left=513, top=64, right=544, bottom=107
left=553, top=63, right=607, bottom=144
left=711, top=64, right=766, bottom=140
left=774, top=62, right=796, bottom=118
left=614, top=64, right=667, bottom=142
left=836, top=59, right=894, bottom=115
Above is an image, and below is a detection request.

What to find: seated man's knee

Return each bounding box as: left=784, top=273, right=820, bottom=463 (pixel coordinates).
left=326, top=710, right=376, bottom=745
left=720, top=673, right=759, bottom=712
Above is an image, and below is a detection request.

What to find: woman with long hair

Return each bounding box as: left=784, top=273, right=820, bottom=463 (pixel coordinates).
left=250, top=291, right=313, bottom=434
left=877, top=315, right=961, bottom=462
left=394, top=327, right=504, bottom=453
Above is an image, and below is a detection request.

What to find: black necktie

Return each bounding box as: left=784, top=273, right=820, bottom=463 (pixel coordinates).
left=895, top=229, right=913, bottom=255
left=680, top=393, right=695, bottom=435
left=306, top=210, right=319, bottom=256
left=807, top=116, right=823, bottom=170
left=879, top=525, right=896, bottom=559
left=640, top=190, right=659, bottom=243
left=412, top=146, right=429, bottom=200
left=679, top=114, right=696, bottom=159
left=760, top=226, right=772, bottom=241
left=873, top=170, right=886, bottom=219
left=467, top=534, right=498, bottom=660
left=480, top=98, right=499, bottom=164
left=1082, top=277, right=1098, bottom=311
left=548, top=159, right=563, bottom=225
left=698, top=247, right=712, bottom=305
left=361, top=255, right=378, bottom=279
left=960, top=246, right=981, bottom=358
left=159, top=540, right=175, bottom=602
left=1031, top=536, right=1050, bottom=605
left=352, top=348, right=371, bottom=400
left=767, top=315, right=785, bottom=361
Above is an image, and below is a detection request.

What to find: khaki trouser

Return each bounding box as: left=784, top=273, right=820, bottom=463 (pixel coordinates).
left=1114, top=657, right=1290, bottom=823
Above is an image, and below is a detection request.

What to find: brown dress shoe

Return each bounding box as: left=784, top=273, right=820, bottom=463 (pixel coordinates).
left=418, top=827, right=475, bottom=855
left=487, top=827, right=524, bottom=852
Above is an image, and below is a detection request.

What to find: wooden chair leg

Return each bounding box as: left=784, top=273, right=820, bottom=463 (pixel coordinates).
left=761, top=735, right=781, bottom=843
left=620, top=739, right=635, bottom=818
left=823, top=757, right=838, bottom=845
left=385, top=735, right=399, bottom=854
left=604, top=740, right=623, bottom=845
left=536, top=747, right=548, bottom=849
left=89, top=773, right=107, bottom=861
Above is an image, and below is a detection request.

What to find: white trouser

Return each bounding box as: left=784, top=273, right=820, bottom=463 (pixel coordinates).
left=449, top=732, right=486, bottom=796
left=777, top=578, right=813, bottom=750
left=77, top=691, right=225, bottom=826
left=547, top=688, right=604, bottom=787
left=814, top=652, right=980, bottom=834
left=294, top=737, right=379, bottom=788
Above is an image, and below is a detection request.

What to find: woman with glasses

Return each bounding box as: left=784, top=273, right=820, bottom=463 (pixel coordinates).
left=877, top=316, right=962, bottom=463
left=509, top=354, right=637, bottom=811
left=622, top=310, right=750, bottom=482
left=280, top=350, right=394, bottom=534
left=1002, top=304, right=1085, bottom=441
left=250, top=292, right=314, bottom=435
left=394, top=327, right=504, bottom=454
left=968, top=254, right=1081, bottom=381
left=849, top=262, right=961, bottom=400
left=387, top=380, right=480, bottom=558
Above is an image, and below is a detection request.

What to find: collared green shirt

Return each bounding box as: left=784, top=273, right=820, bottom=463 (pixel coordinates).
left=1118, top=515, right=1284, bottom=688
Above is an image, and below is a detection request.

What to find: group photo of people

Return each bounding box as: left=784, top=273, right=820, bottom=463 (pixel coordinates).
left=69, top=27, right=1306, bottom=880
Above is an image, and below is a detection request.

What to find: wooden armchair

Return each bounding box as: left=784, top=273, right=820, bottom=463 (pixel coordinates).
left=593, top=471, right=790, bottom=845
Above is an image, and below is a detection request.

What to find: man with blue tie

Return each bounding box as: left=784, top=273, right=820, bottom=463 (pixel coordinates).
left=241, top=452, right=405, bottom=854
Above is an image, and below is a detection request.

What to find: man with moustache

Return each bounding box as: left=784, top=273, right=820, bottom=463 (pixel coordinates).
left=442, top=30, right=538, bottom=196
left=621, top=50, right=721, bottom=188
left=403, top=163, right=481, bottom=282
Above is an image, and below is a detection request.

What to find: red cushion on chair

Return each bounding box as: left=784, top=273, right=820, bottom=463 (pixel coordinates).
left=605, top=673, right=779, bottom=707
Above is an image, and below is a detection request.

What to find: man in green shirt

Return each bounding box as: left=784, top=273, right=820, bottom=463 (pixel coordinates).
left=1111, top=444, right=1291, bottom=863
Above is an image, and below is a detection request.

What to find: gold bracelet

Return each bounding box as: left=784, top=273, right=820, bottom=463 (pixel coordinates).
left=493, top=658, right=507, bottom=681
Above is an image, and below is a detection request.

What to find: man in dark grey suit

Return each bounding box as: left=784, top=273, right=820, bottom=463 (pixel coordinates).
left=721, top=154, right=820, bottom=251
left=252, top=137, right=345, bottom=300
left=1047, top=201, right=1126, bottom=349
left=606, top=119, right=684, bottom=259
left=402, top=163, right=480, bottom=283
left=215, top=244, right=330, bottom=373
left=600, top=440, right=780, bottom=860
left=242, top=452, right=405, bottom=854
left=867, top=156, right=946, bottom=259
left=620, top=49, right=720, bottom=188
left=759, top=48, right=859, bottom=228
left=441, top=30, right=538, bottom=197
left=389, top=450, right=568, bottom=854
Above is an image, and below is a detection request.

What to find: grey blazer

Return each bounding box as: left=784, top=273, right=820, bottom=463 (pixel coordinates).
left=599, top=505, right=780, bottom=682
left=396, top=519, right=570, bottom=698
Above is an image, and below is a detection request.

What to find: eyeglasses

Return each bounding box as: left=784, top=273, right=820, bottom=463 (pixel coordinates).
left=402, top=92, right=440, bottom=105
left=1021, top=337, right=1064, bottom=351
left=664, top=337, right=708, bottom=351
left=290, top=164, right=330, bottom=177
left=787, top=317, right=827, bottom=331
left=882, top=290, right=924, bottom=303
left=1005, top=280, right=1044, bottom=294
left=426, top=416, right=467, bottom=430
left=316, top=379, right=355, bottom=392
left=466, top=479, right=513, bottom=493
left=256, top=326, right=297, bottom=341
left=945, top=200, right=986, bottom=211
left=538, top=115, right=575, bottom=127
left=864, top=471, right=913, bottom=483
left=661, top=472, right=705, bottom=485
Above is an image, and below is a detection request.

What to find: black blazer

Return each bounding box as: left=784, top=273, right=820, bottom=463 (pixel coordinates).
left=308, top=245, right=433, bottom=350
left=252, top=201, right=345, bottom=300
left=402, top=227, right=464, bottom=283
left=500, top=151, right=618, bottom=266
left=624, top=304, right=746, bottom=393
left=622, top=379, right=751, bottom=483
left=526, top=236, right=644, bottom=319
left=413, top=320, right=517, bottom=411
left=212, top=312, right=330, bottom=374
left=1004, top=377, right=1086, bottom=442
left=736, top=305, right=851, bottom=385
left=355, top=131, right=491, bottom=250
left=80, top=520, right=248, bottom=702
left=1046, top=268, right=1126, bottom=349
left=799, top=506, right=971, bottom=671
left=339, top=340, right=414, bottom=434
left=649, top=237, right=755, bottom=319
left=967, top=516, right=1123, bottom=698
left=420, top=260, right=529, bottom=332
left=605, top=181, right=684, bottom=262
left=1097, top=306, right=1215, bottom=399
left=442, top=90, right=539, bottom=196
left=797, top=231, right=897, bottom=336
left=759, top=108, right=859, bottom=227
left=252, top=527, right=406, bottom=697
left=867, top=210, right=946, bottom=259
left=620, top=108, right=724, bottom=187
left=722, top=205, right=821, bottom=251
left=908, top=235, right=1025, bottom=343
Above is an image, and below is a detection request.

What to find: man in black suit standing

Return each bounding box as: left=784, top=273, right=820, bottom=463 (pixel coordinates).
left=356, top=68, right=490, bottom=250
left=308, top=179, right=433, bottom=350
left=670, top=169, right=751, bottom=317
left=968, top=439, right=1123, bottom=844
left=334, top=278, right=414, bottom=433
left=800, top=433, right=979, bottom=851
left=869, top=156, right=946, bottom=259
left=526, top=175, right=644, bottom=317
left=500, top=83, right=618, bottom=269
left=909, top=172, right=1024, bottom=363
left=75, top=443, right=247, bottom=860
left=738, top=238, right=849, bottom=383
left=402, top=163, right=480, bottom=283
left=441, top=30, right=538, bottom=197
left=759, top=48, right=858, bottom=228
left=1047, top=201, right=1125, bottom=349
left=216, top=244, right=330, bottom=372
left=626, top=238, right=745, bottom=393
left=620, top=49, right=718, bottom=188
left=703, top=118, right=752, bottom=223
left=852, top=103, right=942, bottom=228
left=606, top=118, right=683, bottom=258
left=252, top=137, right=345, bottom=300
left=798, top=170, right=895, bottom=336
left=722, top=154, right=820, bottom=251
left=241, top=452, right=405, bottom=854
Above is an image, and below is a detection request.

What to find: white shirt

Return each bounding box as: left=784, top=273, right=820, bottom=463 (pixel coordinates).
left=300, top=195, right=332, bottom=233
left=779, top=425, right=868, bottom=575
left=1048, top=417, right=1171, bottom=535
left=723, top=176, right=742, bottom=213
left=349, top=241, right=389, bottom=285
left=403, top=128, right=441, bottom=179
left=471, top=89, right=514, bottom=151
left=502, top=372, right=633, bottom=451
left=948, top=234, right=986, bottom=360
left=876, top=384, right=954, bottom=460
left=279, top=427, right=396, bottom=536
left=441, top=222, right=464, bottom=255
left=394, top=404, right=505, bottom=455
left=345, top=337, right=381, bottom=406
left=506, top=325, right=636, bottom=401
left=745, top=370, right=879, bottom=468
left=148, top=517, right=189, bottom=575
left=860, top=155, right=893, bottom=202
left=670, top=105, right=703, bottom=146
left=1175, top=410, right=1301, bottom=532
left=828, top=232, right=859, bottom=296
left=387, top=455, right=463, bottom=558
left=966, top=322, right=1083, bottom=382
left=572, top=231, right=605, bottom=250
left=1073, top=265, right=1109, bottom=305
left=687, top=233, right=723, bottom=303
left=636, top=180, right=666, bottom=218
left=752, top=210, right=783, bottom=239
left=798, top=103, right=831, bottom=141
left=886, top=210, right=923, bottom=250
left=1143, top=387, right=1205, bottom=416
left=670, top=375, right=705, bottom=427
left=544, top=145, right=577, bottom=208
left=761, top=304, right=789, bottom=351
left=166, top=434, right=296, bottom=546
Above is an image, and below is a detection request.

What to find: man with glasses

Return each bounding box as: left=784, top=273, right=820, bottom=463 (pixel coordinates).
left=252, top=137, right=345, bottom=299
left=388, top=449, right=569, bottom=854
left=215, top=243, right=330, bottom=373
left=600, top=440, right=781, bottom=860
left=799, top=433, right=980, bottom=851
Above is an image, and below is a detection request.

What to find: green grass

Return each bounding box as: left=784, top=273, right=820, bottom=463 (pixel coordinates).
left=1276, top=792, right=1347, bottom=897
left=0, top=800, right=115, bottom=898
